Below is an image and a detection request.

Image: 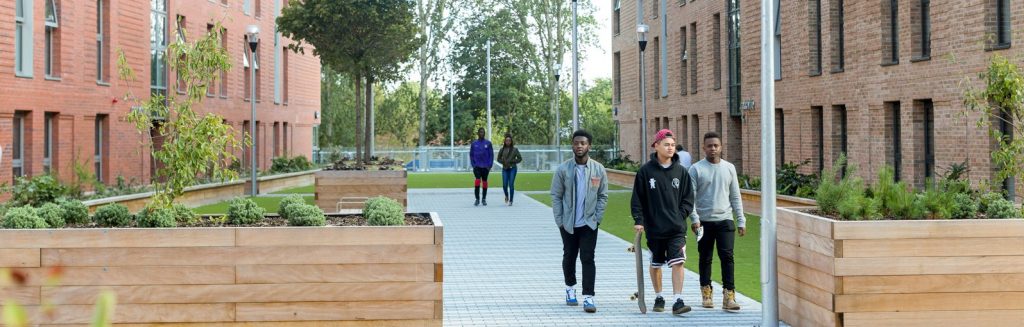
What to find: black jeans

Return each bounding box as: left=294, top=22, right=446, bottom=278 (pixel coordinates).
left=698, top=219, right=736, bottom=290
left=560, top=225, right=598, bottom=296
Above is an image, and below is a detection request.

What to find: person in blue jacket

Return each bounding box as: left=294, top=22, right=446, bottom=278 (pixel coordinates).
left=470, top=127, right=494, bottom=206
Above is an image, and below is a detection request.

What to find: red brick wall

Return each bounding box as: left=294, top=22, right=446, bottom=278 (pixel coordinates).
left=614, top=0, right=1023, bottom=189
left=0, top=0, right=321, bottom=188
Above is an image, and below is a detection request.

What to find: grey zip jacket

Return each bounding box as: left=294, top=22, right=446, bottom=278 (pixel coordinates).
left=551, top=158, right=610, bottom=234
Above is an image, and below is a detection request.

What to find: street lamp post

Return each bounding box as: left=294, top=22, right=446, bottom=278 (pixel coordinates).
left=637, top=24, right=649, bottom=160
left=486, top=40, right=492, bottom=140
left=246, top=25, right=259, bottom=196
left=554, top=63, right=561, bottom=163
left=572, top=0, right=579, bottom=131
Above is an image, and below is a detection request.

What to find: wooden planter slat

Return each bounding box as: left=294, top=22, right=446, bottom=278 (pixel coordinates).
left=0, top=229, right=236, bottom=249
left=16, top=266, right=237, bottom=286
left=42, top=282, right=442, bottom=305
left=0, top=286, right=39, bottom=305
left=314, top=170, right=408, bottom=211
left=235, top=263, right=437, bottom=284
left=234, top=301, right=435, bottom=322
left=778, top=207, right=1024, bottom=326
left=234, top=226, right=435, bottom=246
left=26, top=303, right=235, bottom=324
left=0, top=248, right=40, bottom=267
left=43, top=244, right=438, bottom=267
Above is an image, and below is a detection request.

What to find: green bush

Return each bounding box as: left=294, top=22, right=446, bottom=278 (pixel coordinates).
left=172, top=203, right=199, bottom=225
left=816, top=155, right=854, bottom=216
left=951, top=193, right=979, bottom=219
left=278, top=194, right=306, bottom=219
left=270, top=155, right=316, bottom=174
left=286, top=204, right=326, bottom=226
left=835, top=179, right=878, bottom=220
left=871, top=167, right=918, bottom=218
left=137, top=206, right=178, bottom=228
left=93, top=203, right=133, bottom=227
left=290, top=156, right=314, bottom=171
left=9, top=174, right=68, bottom=206
left=227, top=197, right=265, bottom=225
left=38, top=203, right=67, bottom=228
left=777, top=160, right=819, bottom=197
left=57, top=198, right=90, bottom=225
left=920, top=182, right=955, bottom=219
left=364, top=196, right=405, bottom=226
left=979, top=192, right=1005, bottom=213
left=2, top=206, right=48, bottom=229
left=985, top=198, right=1020, bottom=219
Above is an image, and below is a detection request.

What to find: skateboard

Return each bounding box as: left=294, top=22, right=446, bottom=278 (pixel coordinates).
left=628, top=230, right=647, bottom=314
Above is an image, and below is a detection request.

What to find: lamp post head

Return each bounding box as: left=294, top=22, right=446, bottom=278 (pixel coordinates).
left=246, top=24, right=260, bottom=52
left=637, top=24, right=649, bottom=52
left=553, top=63, right=561, bottom=81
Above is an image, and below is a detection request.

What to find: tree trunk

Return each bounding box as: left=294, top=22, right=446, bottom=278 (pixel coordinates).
left=354, top=74, right=363, bottom=163
left=418, top=54, right=429, bottom=147
left=364, top=75, right=374, bottom=164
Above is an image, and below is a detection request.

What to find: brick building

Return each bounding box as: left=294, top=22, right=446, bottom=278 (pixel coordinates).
left=1, top=0, right=320, bottom=187
left=612, top=0, right=1022, bottom=194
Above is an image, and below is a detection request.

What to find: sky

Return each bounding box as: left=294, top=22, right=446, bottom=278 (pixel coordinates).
left=576, top=0, right=613, bottom=83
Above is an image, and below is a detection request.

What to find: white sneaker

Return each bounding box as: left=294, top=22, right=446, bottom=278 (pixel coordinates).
left=565, top=288, right=578, bottom=306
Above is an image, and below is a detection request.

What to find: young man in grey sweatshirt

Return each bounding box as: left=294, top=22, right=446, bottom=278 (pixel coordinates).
left=688, top=131, right=746, bottom=312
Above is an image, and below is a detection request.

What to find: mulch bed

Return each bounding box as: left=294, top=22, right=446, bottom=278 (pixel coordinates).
left=64, top=213, right=433, bottom=228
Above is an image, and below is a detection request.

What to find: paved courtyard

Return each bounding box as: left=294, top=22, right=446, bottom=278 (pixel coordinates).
left=409, top=189, right=776, bottom=326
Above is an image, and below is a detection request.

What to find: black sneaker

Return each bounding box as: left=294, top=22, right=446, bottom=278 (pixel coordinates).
left=672, top=299, right=692, bottom=315
left=653, top=296, right=666, bottom=312
left=474, top=199, right=480, bottom=206
left=482, top=199, right=487, bottom=206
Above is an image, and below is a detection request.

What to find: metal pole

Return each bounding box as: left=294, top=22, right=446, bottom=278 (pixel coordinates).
left=572, top=0, right=579, bottom=131
left=486, top=40, right=492, bottom=140
left=760, top=0, right=779, bottom=324
left=450, top=83, right=455, bottom=165
left=250, top=45, right=258, bottom=196
left=640, top=49, right=647, bottom=161
left=555, top=73, right=561, bottom=163
left=369, top=81, right=375, bottom=158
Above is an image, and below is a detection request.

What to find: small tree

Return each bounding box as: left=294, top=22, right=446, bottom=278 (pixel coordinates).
left=118, top=21, right=246, bottom=209
left=963, top=55, right=1024, bottom=196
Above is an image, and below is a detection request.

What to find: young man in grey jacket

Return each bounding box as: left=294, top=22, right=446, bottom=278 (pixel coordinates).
left=688, top=131, right=746, bottom=312
left=550, top=129, right=609, bottom=313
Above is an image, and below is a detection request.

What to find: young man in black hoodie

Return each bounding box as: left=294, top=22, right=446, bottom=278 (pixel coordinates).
left=631, top=129, right=697, bottom=315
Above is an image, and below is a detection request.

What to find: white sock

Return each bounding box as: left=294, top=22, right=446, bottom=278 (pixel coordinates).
left=675, top=293, right=683, bottom=301
left=655, top=292, right=663, bottom=298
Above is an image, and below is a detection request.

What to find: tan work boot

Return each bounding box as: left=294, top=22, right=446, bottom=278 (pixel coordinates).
left=723, top=289, right=741, bottom=312
left=701, top=285, right=714, bottom=308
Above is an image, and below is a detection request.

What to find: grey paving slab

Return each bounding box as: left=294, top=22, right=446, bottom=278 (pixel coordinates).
left=409, top=189, right=785, bottom=327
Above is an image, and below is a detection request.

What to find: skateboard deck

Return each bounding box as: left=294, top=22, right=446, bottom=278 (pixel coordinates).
left=634, top=230, right=646, bottom=314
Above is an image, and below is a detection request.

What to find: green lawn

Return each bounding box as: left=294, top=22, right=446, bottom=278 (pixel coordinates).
left=527, top=192, right=762, bottom=301
left=192, top=196, right=315, bottom=215
left=408, top=172, right=626, bottom=191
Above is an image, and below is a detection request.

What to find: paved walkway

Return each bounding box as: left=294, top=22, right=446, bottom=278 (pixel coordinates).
left=409, top=189, right=773, bottom=326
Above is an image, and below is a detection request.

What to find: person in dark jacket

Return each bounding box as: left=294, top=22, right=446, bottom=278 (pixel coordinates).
left=469, top=127, right=494, bottom=206
left=497, top=133, right=523, bottom=206
left=631, top=129, right=697, bottom=316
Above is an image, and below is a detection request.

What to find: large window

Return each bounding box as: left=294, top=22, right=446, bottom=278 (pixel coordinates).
left=653, top=37, right=661, bottom=98
left=773, top=0, right=781, bottom=80
left=176, top=15, right=187, bottom=94
left=776, top=109, right=785, bottom=166
left=220, top=28, right=228, bottom=97
left=995, top=0, right=1012, bottom=48
left=95, top=115, right=107, bottom=183
left=832, top=105, right=848, bottom=174
left=680, top=26, right=688, bottom=96
left=273, top=122, right=280, bottom=157
left=713, top=13, right=722, bottom=89
left=830, top=0, right=845, bottom=72
left=613, top=0, right=621, bottom=35
left=885, top=101, right=902, bottom=180
left=613, top=52, right=621, bottom=102
left=728, top=0, right=742, bottom=116
left=12, top=113, right=27, bottom=181
left=151, top=0, right=168, bottom=96
left=97, top=0, right=110, bottom=83
left=913, top=0, right=931, bottom=59
left=45, top=0, right=61, bottom=78
left=44, top=113, right=55, bottom=173
left=809, top=0, right=822, bottom=75
left=690, top=22, right=697, bottom=94
left=882, top=0, right=899, bottom=64
left=812, top=106, right=824, bottom=172
left=283, top=122, right=290, bottom=156
left=15, top=0, right=34, bottom=77
left=283, top=47, right=290, bottom=104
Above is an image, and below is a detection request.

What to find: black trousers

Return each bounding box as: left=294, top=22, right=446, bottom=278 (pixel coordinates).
left=698, top=219, right=736, bottom=290
left=560, top=225, right=598, bottom=296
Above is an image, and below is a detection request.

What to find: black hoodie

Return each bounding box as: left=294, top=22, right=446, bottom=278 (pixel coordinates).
left=630, top=153, right=695, bottom=239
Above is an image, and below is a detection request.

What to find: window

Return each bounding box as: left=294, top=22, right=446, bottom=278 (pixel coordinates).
left=728, top=116, right=743, bottom=170
left=997, top=106, right=1016, bottom=196
left=774, top=0, right=781, bottom=80
left=255, top=0, right=261, bottom=17
left=244, top=0, right=251, bottom=15
left=97, top=0, right=110, bottom=83
left=913, top=0, right=931, bottom=59
left=713, top=13, right=722, bottom=89
left=283, top=47, right=290, bottom=104
left=12, top=112, right=27, bottom=181
left=613, top=52, right=621, bottom=103
left=95, top=115, right=107, bottom=183
left=151, top=0, right=168, bottom=96
left=831, top=0, right=845, bottom=72
left=917, top=99, right=935, bottom=184
left=680, top=116, right=689, bottom=150
left=206, top=24, right=217, bottom=97
left=885, top=101, right=902, bottom=180
left=728, top=0, right=742, bottom=116
left=691, top=114, right=700, bottom=155
left=255, top=44, right=262, bottom=101
left=244, top=36, right=255, bottom=101
left=809, top=0, right=822, bottom=75
left=242, top=120, right=252, bottom=168
left=992, top=0, right=1012, bottom=48
left=273, top=122, right=280, bottom=157
left=832, top=105, right=848, bottom=174
left=776, top=109, right=785, bottom=166
left=15, top=0, right=34, bottom=77
left=690, top=23, right=697, bottom=94
left=176, top=15, right=187, bottom=94
left=283, top=122, right=290, bottom=156
left=882, top=0, right=899, bottom=64
left=44, top=113, right=55, bottom=173
left=680, top=26, right=688, bottom=96
left=653, top=37, right=661, bottom=98
left=652, top=0, right=658, bottom=18
left=45, top=0, right=61, bottom=78
left=812, top=106, right=824, bottom=172
left=613, top=0, right=621, bottom=35
left=219, top=28, right=228, bottom=97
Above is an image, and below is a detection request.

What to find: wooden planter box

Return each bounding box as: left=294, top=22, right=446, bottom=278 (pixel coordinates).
left=315, top=170, right=408, bottom=212
left=0, top=213, right=443, bottom=326
left=777, top=208, right=1024, bottom=327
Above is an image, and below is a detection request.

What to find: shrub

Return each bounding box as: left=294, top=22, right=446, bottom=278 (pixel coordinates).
left=871, top=167, right=918, bottom=218
left=278, top=194, right=306, bottom=219
left=2, top=206, right=48, bottom=229
left=93, top=203, right=133, bottom=227
left=270, top=155, right=316, bottom=174
left=172, top=203, right=199, bottom=225
left=777, top=160, right=819, bottom=197
left=227, top=197, right=265, bottom=225
left=920, top=183, right=955, bottom=219
left=57, top=198, right=90, bottom=225
left=364, top=196, right=405, bottom=226
left=290, top=156, right=314, bottom=171
left=979, top=192, right=1005, bottom=213
left=816, top=155, right=853, bottom=216
left=38, top=203, right=67, bottom=228
left=286, top=204, right=326, bottom=226
left=137, top=206, right=178, bottom=228
left=951, top=193, right=979, bottom=219
left=9, top=174, right=68, bottom=206
left=985, top=198, right=1019, bottom=219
